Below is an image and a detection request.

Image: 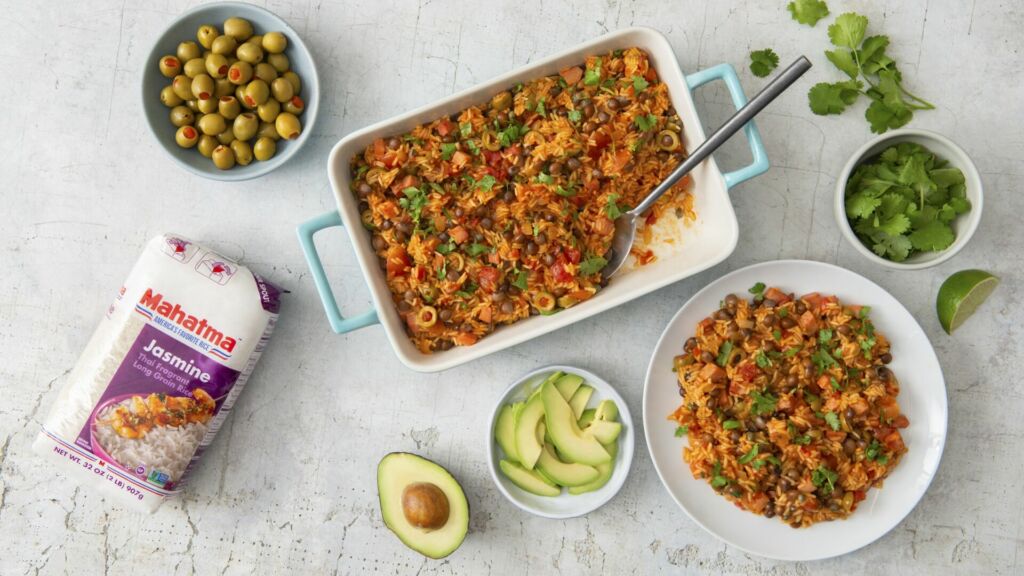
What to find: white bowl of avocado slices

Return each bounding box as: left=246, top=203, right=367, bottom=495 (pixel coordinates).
left=487, top=365, right=635, bottom=519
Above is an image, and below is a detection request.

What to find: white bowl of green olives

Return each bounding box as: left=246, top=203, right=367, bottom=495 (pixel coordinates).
left=142, top=2, right=319, bottom=180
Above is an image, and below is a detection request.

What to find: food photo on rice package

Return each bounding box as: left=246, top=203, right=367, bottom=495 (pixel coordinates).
left=32, top=234, right=284, bottom=513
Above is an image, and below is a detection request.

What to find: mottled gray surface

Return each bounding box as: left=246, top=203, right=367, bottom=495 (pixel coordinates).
left=1, top=0, right=1021, bottom=574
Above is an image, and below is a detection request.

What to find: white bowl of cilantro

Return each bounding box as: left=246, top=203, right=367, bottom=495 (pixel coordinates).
left=835, top=129, right=983, bottom=270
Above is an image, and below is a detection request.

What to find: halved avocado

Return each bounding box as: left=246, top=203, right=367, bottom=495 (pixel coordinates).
left=378, top=453, right=469, bottom=559
left=554, top=373, right=584, bottom=400
left=568, top=385, right=593, bottom=420
left=583, top=419, right=622, bottom=444
left=541, top=381, right=611, bottom=466
left=514, top=394, right=545, bottom=469
left=500, top=460, right=560, bottom=496
left=568, top=439, right=618, bottom=495
left=595, top=399, right=619, bottom=422
left=536, top=443, right=600, bottom=487
left=494, top=404, right=519, bottom=463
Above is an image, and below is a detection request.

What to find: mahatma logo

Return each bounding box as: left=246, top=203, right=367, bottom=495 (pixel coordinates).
left=134, top=288, right=236, bottom=359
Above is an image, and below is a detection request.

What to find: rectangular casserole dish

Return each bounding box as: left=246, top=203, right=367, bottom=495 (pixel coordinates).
left=298, top=26, right=769, bottom=372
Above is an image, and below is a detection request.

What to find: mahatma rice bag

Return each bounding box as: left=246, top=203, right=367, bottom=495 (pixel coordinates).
left=32, top=234, right=283, bottom=513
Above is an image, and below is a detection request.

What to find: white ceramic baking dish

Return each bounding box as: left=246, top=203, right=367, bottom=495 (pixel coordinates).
left=298, top=26, right=770, bottom=372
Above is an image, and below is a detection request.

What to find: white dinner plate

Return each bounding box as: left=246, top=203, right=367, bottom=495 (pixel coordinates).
left=642, top=260, right=947, bottom=561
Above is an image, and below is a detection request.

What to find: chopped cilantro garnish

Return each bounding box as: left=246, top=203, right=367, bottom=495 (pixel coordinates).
left=459, top=121, right=472, bottom=138
left=772, top=329, right=782, bottom=341
left=436, top=241, right=456, bottom=255
left=465, top=140, right=480, bottom=156
left=812, top=465, right=838, bottom=495
left=398, top=187, right=428, bottom=223
left=440, top=143, right=457, bottom=161
left=512, top=269, right=528, bottom=291
left=535, top=98, right=546, bottom=117
left=605, top=194, right=624, bottom=219
left=536, top=172, right=554, bottom=185
left=555, top=184, right=576, bottom=197
left=755, top=350, right=772, bottom=369
left=475, top=174, right=497, bottom=191
left=865, top=439, right=889, bottom=463
left=818, top=328, right=833, bottom=344
left=829, top=376, right=842, bottom=391
left=584, top=58, right=602, bottom=85
left=578, top=256, right=607, bottom=276
left=675, top=425, right=688, bottom=437
left=859, top=306, right=872, bottom=319
left=738, top=444, right=760, bottom=465
left=710, top=461, right=730, bottom=488
left=715, top=341, right=733, bottom=367
left=778, top=308, right=789, bottom=318
left=634, top=113, right=658, bottom=132
left=784, top=346, right=802, bottom=357
left=825, top=411, right=841, bottom=431
left=811, top=347, right=839, bottom=372
left=722, top=420, right=741, bottom=430
left=567, top=109, right=582, bottom=123
left=632, top=74, right=649, bottom=92
left=466, top=242, right=492, bottom=257
left=750, top=390, right=778, bottom=416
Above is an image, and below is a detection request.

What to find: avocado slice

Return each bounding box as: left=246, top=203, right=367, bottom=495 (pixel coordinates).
left=535, top=421, right=546, bottom=446
left=568, top=439, right=618, bottom=495
left=377, top=453, right=469, bottom=559
left=578, top=408, right=597, bottom=428
left=568, top=385, right=593, bottom=420
left=595, top=399, right=619, bottom=422
left=554, top=373, right=584, bottom=400
left=536, top=443, right=600, bottom=487
left=514, top=394, right=545, bottom=469
left=535, top=466, right=559, bottom=487
left=499, top=460, right=560, bottom=496
left=494, top=404, right=519, bottom=463
left=583, top=419, right=622, bottom=444
left=541, top=381, right=611, bottom=466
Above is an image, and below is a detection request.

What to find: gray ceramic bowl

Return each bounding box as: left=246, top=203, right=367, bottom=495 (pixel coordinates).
left=141, top=1, right=319, bottom=181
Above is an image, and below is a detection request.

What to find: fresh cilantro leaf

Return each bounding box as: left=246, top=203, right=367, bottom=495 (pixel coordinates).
left=738, top=444, right=760, bottom=465
left=908, top=219, right=955, bottom=251
left=536, top=172, right=554, bottom=185
left=772, top=329, right=782, bottom=341
left=818, top=328, right=833, bottom=343
left=749, top=48, right=780, bottom=78
left=808, top=80, right=862, bottom=115
left=787, top=0, right=829, bottom=26
left=749, top=282, right=766, bottom=297
left=605, top=194, right=624, bottom=219
left=556, top=184, right=576, bottom=197
left=811, top=347, right=839, bottom=373
left=812, top=465, right=838, bottom=495
left=475, top=174, right=497, bottom=191
left=829, top=376, right=842, bottom=390
left=440, top=143, right=457, bottom=161
left=436, top=241, right=456, bottom=255
left=871, top=233, right=913, bottom=261
left=825, top=48, right=859, bottom=78
left=710, top=461, right=730, bottom=488
left=828, top=12, right=868, bottom=49
left=459, top=121, right=472, bottom=138
left=512, top=269, right=528, bottom=291
left=465, top=140, right=480, bottom=156
left=584, top=57, right=602, bottom=85
left=755, top=350, right=771, bottom=369
left=675, top=425, right=688, bottom=437
left=784, top=346, right=802, bottom=357
left=535, top=98, right=546, bottom=118
left=778, top=308, right=789, bottom=318
left=634, top=113, right=658, bottom=132
left=858, top=35, right=893, bottom=74
left=578, top=256, right=607, bottom=276
left=632, top=74, right=649, bottom=92
left=750, top=390, right=778, bottom=416
left=865, top=95, right=912, bottom=134
left=825, top=411, right=841, bottom=431
left=466, top=242, right=492, bottom=257
left=715, top=341, right=734, bottom=367
left=793, top=433, right=812, bottom=445
left=567, top=109, right=582, bottom=123
left=398, top=187, right=428, bottom=223
left=722, top=420, right=741, bottom=430
left=866, top=439, right=888, bottom=463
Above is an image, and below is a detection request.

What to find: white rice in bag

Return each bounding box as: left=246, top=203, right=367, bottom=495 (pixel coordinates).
left=33, top=234, right=283, bottom=513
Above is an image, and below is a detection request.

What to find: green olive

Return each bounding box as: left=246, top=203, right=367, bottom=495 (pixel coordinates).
left=282, top=71, right=301, bottom=95
left=275, top=112, right=302, bottom=140
left=160, top=85, right=183, bottom=107
left=257, top=98, right=280, bottom=122
left=210, top=34, right=237, bottom=55
left=205, top=53, right=229, bottom=79
left=256, top=121, right=279, bottom=141
left=227, top=61, right=253, bottom=85
left=246, top=34, right=263, bottom=47
left=235, top=85, right=253, bottom=109
left=197, top=96, right=218, bottom=114
left=185, top=99, right=200, bottom=112
left=214, top=77, right=234, bottom=98
left=253, top=136, right=277, bottom=161
left=243, top=79, right=270, bottom=107
left=211, top=144, right=236, bottom=169
left=236, top=42, right=263, bottom=64
left=176, top=41, right=201, bottom=63
left=169, top=105, right=194, bottom=127
left=158, top=55, right=181, bottom=78
left=217, top=126, right=236, bottom=145
left=183, top=57, right=206, bottom=78
left=197, top=113, right=227, bottom=136
left=490, top=91, right=513, bottom=111
left=262, top=32, right=288, bottom=54
left=266, top=53, right=289, bottom=73
left=231, top=140, right=254, bottom=166
left=191, top=73, right=215, bottom=100
left=271, top=77, right=294, bottom=103
left=172, top=75, right=193, bottom=100
left=218, top=96, right=241, bottom=119
left=254, top=62, right=278, bottom=83
left=282, top=95, right=305, bottom=115
left=197, top=25, right=219, bottom=49
left=197, top=134, right=218, bottom=158
left=223, top=17, right=254, bottom=41
left=175, top=125, right=199, bottom=148
left=233, top=112, right=259, bottom=141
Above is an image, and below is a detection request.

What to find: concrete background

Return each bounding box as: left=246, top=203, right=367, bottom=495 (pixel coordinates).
left=1, top=0, right=1021, bottom=574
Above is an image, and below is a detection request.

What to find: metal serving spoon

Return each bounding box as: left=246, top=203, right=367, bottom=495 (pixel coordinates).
left=602, top=56, right=813, bottom=278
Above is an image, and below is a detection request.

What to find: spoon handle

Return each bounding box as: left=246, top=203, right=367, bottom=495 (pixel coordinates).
left=630, top=56, right=812, bottom=216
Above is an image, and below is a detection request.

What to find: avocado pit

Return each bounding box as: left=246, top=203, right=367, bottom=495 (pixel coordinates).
left=401, top=482, right=450, bottom=530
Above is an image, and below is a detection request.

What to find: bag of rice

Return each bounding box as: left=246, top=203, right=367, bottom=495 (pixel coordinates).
left=32, top=234, right=283, bottom=513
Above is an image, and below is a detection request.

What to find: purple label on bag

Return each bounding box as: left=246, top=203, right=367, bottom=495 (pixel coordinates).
left=253, top=273, right=285, bottom=313
left=75, top=324, right=239, bottom=490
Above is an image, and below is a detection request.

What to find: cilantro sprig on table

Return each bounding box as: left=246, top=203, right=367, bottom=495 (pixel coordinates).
left=807, top=12, right=935, bottom=133
left=788, top=0, right=829, bottom=26
left=844, top=142, right=970, bottom=261
left=749, top=49, right=779, bottom=78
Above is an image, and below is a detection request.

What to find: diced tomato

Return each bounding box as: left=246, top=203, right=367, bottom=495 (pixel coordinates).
left=749, top=493, right=771, bottom=513
left=803, top=498, right=820, bottom=511
left=893, top=414, right=910, bottom=429
left=610, top=149, right=631, bottom=173
left=453, top=332, right=478, bottom=346
left=477, top=266, right=500, bottom=293
left=587, top=130, right=610, bottom=159
left=415, top=266, right=426, bottom=281
left=853, top=490, right=866, bottom=502
left=564, top=247, right=581, bottom=264
left=559, top=66, right=583, bottom=85
left=394, top=174, right=417, bottom=193
left=764, top=287, right=791, bottom=303
left=728, top=379, right=749, bottom=396
left=699, top=363, right=725, bottom=381
left=436, top=119, right=455, bottom=137
left=385, top=246, right=410, bottom=278
left=798, top=310, right=820, bottom=333
left=484, top=165, right=505, bottom=182
left=487, top=252, right=501, bottom=265
left=451, top=151, right=471, bottom=170
left=372, top=138, right=387, bottom=159
left=449, top=225, right=469, bottom=244
left=883, top=431, right=905, bottom=453
left=816, top=375, right=832, bottom=391
left=877, top=397, right=901, bottom=421
left=850, top=397, right=870, bottom=415
left=478, top=306, right=492, bottom=323
left=738, top=362, right=759, bottom=382
left=551, top=260, right=573, bottom=283
left=484, top=150, right=503, bottom=168
left=378, top=201, right=400, bottom=219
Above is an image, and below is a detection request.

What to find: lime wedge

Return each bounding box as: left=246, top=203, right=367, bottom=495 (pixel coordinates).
left=936, top=270, right=999, bottom=334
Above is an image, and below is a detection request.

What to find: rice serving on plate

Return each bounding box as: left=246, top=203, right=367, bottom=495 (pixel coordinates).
left=94, top=398, right=208, bottom=482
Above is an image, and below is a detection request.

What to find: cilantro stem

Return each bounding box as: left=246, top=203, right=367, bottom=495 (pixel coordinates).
left=898, top=85, right=935, bottom=109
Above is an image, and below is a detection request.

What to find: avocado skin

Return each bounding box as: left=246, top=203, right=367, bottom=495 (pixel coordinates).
left=377, top=452, right=469, bottom=560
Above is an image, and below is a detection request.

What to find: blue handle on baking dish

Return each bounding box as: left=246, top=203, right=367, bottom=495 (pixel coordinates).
left=297, top=211, right=380, bottom=334
left=685, top=64, right=770, bottom=189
